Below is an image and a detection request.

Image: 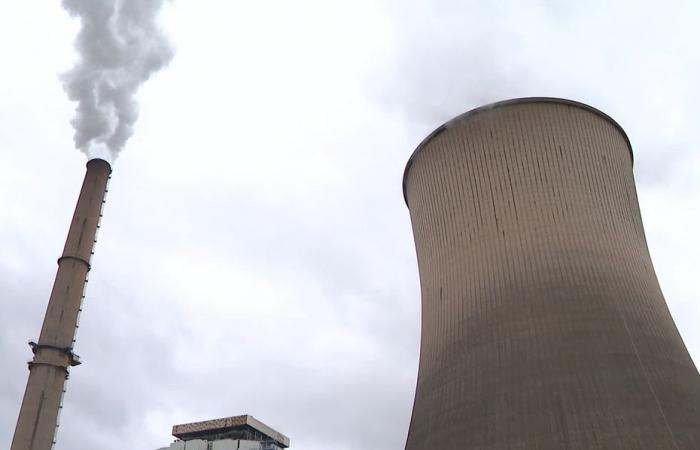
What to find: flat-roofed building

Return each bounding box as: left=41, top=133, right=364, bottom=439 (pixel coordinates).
left=157, top=415, right=289, bottom=450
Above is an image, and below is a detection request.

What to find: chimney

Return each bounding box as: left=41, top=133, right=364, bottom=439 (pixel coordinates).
left=12, top=158, right=111, bottom=450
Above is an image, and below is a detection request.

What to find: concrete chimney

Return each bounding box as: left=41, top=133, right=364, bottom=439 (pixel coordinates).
left=11, top=158, right=111, bottom=450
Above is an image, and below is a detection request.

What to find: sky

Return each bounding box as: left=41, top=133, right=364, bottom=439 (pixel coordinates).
left=1, top=1, right=699, bottom=449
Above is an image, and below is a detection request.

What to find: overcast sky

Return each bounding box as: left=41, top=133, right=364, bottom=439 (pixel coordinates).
left=1, top=1, right=699, bottom=449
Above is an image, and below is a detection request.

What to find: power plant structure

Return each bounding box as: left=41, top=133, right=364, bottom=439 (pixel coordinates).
left=156, top=414, right=291, bottom=450
left=11, top=158, right=111, bottom=450
left=402, top=98, right=700, bottom=449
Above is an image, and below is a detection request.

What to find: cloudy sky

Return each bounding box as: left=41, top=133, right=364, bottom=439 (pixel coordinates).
left=1, top=1, right=699, bottom=449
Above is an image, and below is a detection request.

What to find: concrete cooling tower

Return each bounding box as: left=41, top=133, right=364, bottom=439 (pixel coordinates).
left=402, top=98, right=700, bottom=449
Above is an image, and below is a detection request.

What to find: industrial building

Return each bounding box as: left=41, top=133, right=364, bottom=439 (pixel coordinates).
left=403, top=98, right=700, bottom=449
left=156, top=415, right=290, bottom=450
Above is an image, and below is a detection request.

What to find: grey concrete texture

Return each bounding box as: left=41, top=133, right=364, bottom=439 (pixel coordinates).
left=11, top=159, right=111, bottom=450
left=403, top=99, right=700, bottom=449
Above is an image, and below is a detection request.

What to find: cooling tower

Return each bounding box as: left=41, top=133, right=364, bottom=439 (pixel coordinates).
left=403, top=98, right=700, bottom=449
left=12, top=158, right=111, bottom=450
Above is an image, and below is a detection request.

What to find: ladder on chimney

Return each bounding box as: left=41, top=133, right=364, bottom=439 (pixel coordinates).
left=50, top=172, right=111, bottom=449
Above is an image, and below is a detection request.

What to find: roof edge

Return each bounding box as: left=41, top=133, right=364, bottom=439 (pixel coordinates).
left=402, top=97, right=634, bottom=206
left=171, top=414, right=289, bottom=447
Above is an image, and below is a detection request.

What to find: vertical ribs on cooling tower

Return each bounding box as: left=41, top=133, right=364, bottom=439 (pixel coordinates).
left=403, top=98, right=700, bottom=450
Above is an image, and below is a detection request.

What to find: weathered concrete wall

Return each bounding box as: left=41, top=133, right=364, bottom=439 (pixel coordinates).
left=403, top=98, right=700, bottom=450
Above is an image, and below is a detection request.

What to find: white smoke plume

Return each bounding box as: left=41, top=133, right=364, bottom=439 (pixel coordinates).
left=61, top=0, right=173, bottom=161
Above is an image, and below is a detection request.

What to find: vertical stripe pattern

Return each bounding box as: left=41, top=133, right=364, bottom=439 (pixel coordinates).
left=404, top=99, right=700, bottom=450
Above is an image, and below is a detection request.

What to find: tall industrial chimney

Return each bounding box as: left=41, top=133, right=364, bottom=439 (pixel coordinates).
left=403, top=98, right=700, bottom=449
left=12, top=158, right=111, bottom=450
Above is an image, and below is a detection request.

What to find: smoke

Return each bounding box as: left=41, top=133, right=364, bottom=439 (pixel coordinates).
left=61, top=0, right=173, bottom=160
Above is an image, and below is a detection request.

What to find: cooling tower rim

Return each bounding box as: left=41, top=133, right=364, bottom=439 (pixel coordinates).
left=402, top=97, right=633, bottom=206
